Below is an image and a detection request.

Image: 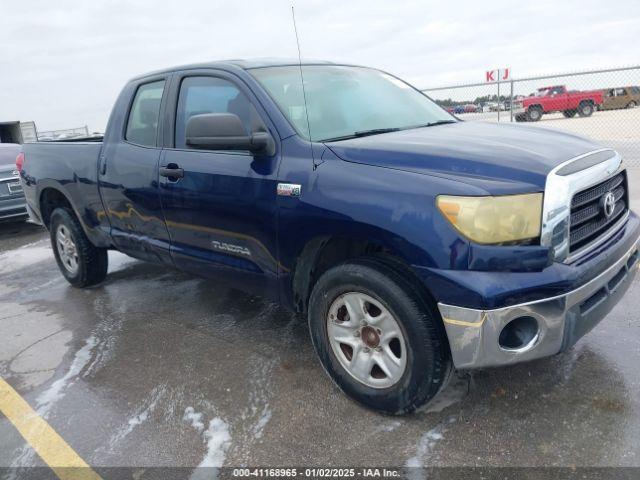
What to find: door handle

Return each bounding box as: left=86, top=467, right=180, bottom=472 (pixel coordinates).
left=159, top=164, right=184, bottom=179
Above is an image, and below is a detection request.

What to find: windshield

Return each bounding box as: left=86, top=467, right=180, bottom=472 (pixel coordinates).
left=250, top=65, right=455, bottom=142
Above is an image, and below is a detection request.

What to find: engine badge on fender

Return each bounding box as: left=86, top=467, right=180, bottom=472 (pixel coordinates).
left=277, top=183, right=302, bottom=197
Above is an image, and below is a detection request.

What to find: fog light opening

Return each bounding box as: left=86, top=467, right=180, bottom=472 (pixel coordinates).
left=499, top=316, right=539, bottom=351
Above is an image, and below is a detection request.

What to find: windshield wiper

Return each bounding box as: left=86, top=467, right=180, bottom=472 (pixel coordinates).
left=408, top=120, right=457, bottom=129
left=353, top=127, right=402, bottom=136
left=321, top=127, right=401, bottom=142
left=320, top=122, right=456, bottom=142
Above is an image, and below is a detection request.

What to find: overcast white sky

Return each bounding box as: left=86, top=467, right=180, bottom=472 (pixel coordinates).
left=1, top=0, right=639, bottom=132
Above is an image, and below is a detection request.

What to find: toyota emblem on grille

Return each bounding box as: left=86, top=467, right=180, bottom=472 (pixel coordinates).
left=602, top=191, right=616, bottom=218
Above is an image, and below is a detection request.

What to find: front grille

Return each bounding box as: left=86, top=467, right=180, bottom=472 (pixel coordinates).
left=569, top=172, right=628, bottom=253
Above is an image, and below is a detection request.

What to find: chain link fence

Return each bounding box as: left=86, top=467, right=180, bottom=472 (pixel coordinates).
left=421, top=66, right=640, bottom=167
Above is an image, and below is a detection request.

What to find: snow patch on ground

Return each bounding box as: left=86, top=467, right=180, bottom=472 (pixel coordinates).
left=105, top=385, right=166, bottom=451
left=250, top=408, right=272, bottom=440
left=406, top=428, right=443, bottom=467
left=108, top=251, right=138, bottom=272
left=377, top=420, right=403, bottom=433
left=82, top=295, right=132, bottom=377
left=10, top=334, right=98, bottom=471
left=405, top=416, right=457, bottom=470
left=35, top=335, right=97, bottom=416
left=183, top=407, right=231, bottom=479
left=0, top=246, right=53, bottom=274
left=245, top=357, right=275, bottom=441
left=199, top=418, right=231, bottom=467
left=184, top=406, right=206, bottom=432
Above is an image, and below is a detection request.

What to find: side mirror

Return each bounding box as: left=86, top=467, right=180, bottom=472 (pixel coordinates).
left=185, top=113, right=274, bottom=155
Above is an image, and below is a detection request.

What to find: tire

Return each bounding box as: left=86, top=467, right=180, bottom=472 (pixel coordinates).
left=307, top=258, right=451, bottom=414
left=577, top=101, right=594, bottom=117
left=525, top=107, right=542, bottom=122
left=50, top=208, right=108, bottom=287
left=562, top=109, right=577, bottom=118
left=627, top=101, right=637, bottom=109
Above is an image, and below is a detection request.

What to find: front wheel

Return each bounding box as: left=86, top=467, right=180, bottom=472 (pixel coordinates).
left=308, top=259, right=451, bottom=414
left=525, top=107, right=542, bottom=122
left=50, top=208, right=108, bottom=287
left=627, top=101, right=637, bottom=109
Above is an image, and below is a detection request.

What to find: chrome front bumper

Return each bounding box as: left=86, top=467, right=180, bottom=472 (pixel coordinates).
left=438, top=239, right=640, bottom=369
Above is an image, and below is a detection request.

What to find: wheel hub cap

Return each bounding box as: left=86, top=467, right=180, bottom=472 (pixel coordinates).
left=361, top=326, right=380, bottom=348
left=327, top=292, right=407, bottom=389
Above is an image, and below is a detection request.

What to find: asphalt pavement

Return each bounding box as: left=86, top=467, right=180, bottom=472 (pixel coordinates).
left=0, top=170, right=639, bottom=476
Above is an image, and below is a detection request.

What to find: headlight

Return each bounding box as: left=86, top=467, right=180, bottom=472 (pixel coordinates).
left=436, top=193, right=543, bottom=244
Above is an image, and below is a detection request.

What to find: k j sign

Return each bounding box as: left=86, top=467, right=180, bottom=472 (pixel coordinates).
left=486, top=68, right=510, bottom=82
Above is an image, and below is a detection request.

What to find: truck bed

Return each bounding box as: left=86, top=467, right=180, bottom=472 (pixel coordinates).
left=22, top=141, right=110, bottom=245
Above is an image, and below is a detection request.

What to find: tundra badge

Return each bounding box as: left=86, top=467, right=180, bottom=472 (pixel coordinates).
left=211, top=240, right=251, bottom=257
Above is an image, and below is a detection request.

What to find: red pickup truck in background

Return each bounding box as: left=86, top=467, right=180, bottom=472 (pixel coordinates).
left=514, top=85, right=604, bottom=122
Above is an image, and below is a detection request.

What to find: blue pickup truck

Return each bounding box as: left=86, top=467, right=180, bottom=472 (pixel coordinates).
left=19, top=60, right=639, bottom=414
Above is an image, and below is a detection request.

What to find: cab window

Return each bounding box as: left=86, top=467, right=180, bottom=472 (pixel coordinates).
left=125, top=80, right=165, bottom=147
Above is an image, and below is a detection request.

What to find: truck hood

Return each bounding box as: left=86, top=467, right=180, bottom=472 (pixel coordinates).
left=325, top=121, right=602, bottom=194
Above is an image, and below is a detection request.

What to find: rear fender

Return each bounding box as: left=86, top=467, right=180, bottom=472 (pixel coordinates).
left=37, top=180, right=112, bottom=248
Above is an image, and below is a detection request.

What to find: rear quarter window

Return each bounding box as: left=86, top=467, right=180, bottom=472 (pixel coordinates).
left=125, top=80, right=165, bottom=147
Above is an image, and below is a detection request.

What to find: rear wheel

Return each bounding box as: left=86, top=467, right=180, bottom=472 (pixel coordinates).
left=627, top=101, right=637, bottom=109
left=308, top=258, right=451, bottom=414
left=525, top=106, right=542, bottom=122
left=577, top=101, right=594, bottom=117
left=562, top=109, right=577, bottom=118
left=50, top=208, right=108, bottom=287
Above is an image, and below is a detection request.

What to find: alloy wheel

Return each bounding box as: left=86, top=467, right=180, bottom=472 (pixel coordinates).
left=327, top=292, right=407, bottom=389
left=56, top=225, right=79, bottom=275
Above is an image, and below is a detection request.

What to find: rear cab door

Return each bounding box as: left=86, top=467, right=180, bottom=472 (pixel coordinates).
left=158, top=68, right=282, bottom=300
left=98, top=74, right=173, bottom=264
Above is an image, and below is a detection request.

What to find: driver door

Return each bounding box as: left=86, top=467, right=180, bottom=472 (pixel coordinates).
left=158, top=72, right=281, bottom=300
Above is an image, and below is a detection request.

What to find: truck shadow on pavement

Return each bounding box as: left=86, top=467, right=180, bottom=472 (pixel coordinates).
left=0, top=239, right=634, bottom=468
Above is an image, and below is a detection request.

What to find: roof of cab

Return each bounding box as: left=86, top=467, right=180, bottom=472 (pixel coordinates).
left=130, top=58, right=339, bottom=81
